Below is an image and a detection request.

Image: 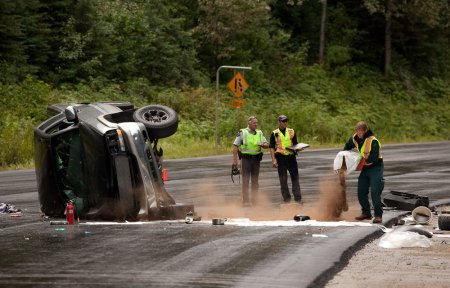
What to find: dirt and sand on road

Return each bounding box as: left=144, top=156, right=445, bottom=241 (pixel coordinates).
left=184, top=174, right=358, bottom=222
left=326, top=206, right=450, bottom=288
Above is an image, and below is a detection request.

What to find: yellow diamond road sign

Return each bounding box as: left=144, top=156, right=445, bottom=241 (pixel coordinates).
left=227, top=72, right=249, bottom=98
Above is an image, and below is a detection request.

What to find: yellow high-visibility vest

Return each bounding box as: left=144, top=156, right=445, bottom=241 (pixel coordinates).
left=353, top=133, right=383, bottom=170
left=273, top=128, right=295, bottom=155
left=240, top=128, right=263, bottom=155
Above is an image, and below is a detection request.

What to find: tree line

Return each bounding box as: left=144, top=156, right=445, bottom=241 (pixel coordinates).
left=1, top=0, right=449, bottom=87
left=1, top=0, right=450, bottom=168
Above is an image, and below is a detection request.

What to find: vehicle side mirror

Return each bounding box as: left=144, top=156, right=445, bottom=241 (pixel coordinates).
left=65, top=106, right=79, bottom=123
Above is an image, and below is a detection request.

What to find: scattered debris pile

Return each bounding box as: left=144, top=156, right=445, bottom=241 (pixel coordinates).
left=377, top=206, right=450, bottom=249
left=0, top=203, right=21, bottom=214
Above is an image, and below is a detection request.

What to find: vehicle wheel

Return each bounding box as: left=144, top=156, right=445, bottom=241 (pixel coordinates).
left=133, top=105, right=178, bottom=139
left=438, top=214, right=450, bottom=230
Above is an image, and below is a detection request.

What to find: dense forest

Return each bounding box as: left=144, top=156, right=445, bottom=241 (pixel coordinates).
left=1, top=0, right=449, bottom=168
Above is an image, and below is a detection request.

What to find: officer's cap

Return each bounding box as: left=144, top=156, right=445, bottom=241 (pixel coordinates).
left=278, top=115, right=288, bottom=121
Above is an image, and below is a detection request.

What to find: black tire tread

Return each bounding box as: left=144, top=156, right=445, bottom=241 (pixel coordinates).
left=133, top=105, right=178, bottom=139
left=438, top=214, right=450, bottom=230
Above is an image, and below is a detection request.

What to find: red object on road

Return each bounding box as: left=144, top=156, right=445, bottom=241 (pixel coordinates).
left=66, top=202, right=75, bottom=225
left=162, top=168, right=169, bottom=181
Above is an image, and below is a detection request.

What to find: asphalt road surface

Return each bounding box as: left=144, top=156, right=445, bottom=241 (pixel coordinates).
left=1, top=141, right=449, bottom=287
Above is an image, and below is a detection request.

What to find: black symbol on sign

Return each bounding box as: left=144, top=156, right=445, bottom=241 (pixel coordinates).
left=234, top=78, right=244, bottom=94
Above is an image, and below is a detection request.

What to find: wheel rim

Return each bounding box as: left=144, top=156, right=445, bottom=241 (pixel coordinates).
left=142, top=109, right=168, bottom=123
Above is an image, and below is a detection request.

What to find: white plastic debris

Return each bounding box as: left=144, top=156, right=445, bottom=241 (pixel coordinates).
left=312, top=234, right=328, bottom=238
left=378, top=231, right=432, bottom=248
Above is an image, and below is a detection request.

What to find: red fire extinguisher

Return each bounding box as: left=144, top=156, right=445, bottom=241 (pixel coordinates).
left=66, top=201, right=75, bottom=225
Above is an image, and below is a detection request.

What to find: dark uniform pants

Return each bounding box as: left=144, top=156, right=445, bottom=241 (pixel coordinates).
left=275, top=154, right=301, bottom=202
left=358, top=164, right=384, bottom=217
left=241, top=155, right=261, bottom=204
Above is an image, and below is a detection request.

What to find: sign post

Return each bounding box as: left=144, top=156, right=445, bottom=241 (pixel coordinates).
left=215, top=65, right=252, bottom=148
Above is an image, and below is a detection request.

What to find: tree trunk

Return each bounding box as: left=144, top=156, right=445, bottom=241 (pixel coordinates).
left=318, top=0, right=327, bottom=65
left=384, top=0, right=392, bottom=74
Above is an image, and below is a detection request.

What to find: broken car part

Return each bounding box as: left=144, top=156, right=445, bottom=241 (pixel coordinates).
left=438, top=214, right=450, bottom=231
left=382, top=190, right=429, bottom=211
left=294, top=215, right=310, bottom=221
left=412, top=206, right=432, bottom=224
left=185, top=211, right=194, bottom=224
left=212, top=218, right=225, bottom=225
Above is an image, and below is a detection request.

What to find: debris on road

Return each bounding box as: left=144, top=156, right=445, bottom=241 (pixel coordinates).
left=412, top=206, right=432, bottom=224
left=382, top=190, right=429, bottom=211
left=294, top=215, right=310, bottom=221
left=185, top=211, right=194, bottom=224
left=438, top=214, right=450, bottom=230
left=0, top=202, right=21, bottom=214
left=379, top=229, right=432, bottom=248
left=212, top=218, right=226, bottom=225
left=50, top=221, right=69, bottom=225
left=377, top=210, right=438, bottom=248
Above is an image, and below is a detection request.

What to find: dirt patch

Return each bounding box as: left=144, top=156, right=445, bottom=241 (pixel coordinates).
left=187, top=173, right=358, bottom=222
left=314, top=173, right=349, bottom=221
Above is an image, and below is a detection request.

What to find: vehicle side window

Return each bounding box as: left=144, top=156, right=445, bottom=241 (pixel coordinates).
left=53, top=130, right=84, bottom=197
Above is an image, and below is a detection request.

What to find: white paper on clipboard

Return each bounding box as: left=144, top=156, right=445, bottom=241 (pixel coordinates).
left=287, top=143, right=310, bottom=151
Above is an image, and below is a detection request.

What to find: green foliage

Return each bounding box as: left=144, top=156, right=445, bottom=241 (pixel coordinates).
left=1, top=0, right=450, bottom=85
left=0, top=115, right=35, bottom=168
left=1, top=67, right=450, bottom=168
left=0, top=76, right=53, bottom=121
left=0, top=61, right=30, bottom=84
left=77, top=0, right=206, bottom=86
left=0, top=0, right=50, bottom=83
left=196, top=0, right=289, bottom=78
left=1, top=1, right=450, bottom=169
left=0, top=0, right=27, bottom=64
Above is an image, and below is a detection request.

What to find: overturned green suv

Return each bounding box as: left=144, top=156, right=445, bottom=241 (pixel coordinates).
left=34, top=102, right=193, bottom=221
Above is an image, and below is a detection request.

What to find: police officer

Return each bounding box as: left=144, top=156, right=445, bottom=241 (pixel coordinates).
left=343, top=121, right=384, bottom=224
left=232, top=116, right=269, bottom=206
left=270, top=115, right=302, bottom=203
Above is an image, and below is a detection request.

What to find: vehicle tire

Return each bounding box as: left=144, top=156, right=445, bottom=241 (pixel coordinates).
left=133, top=105, right=178, bottom=139
left=438, top=214, right=450, bottom=230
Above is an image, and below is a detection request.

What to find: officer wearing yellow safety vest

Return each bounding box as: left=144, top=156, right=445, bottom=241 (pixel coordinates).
left=343, top=121, right=384, bottom=224
left=269, top=115, right=303, bottom=203
left=232, top=116, right=269, bottom=206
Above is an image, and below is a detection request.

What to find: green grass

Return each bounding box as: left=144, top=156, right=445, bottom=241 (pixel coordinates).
left=1, top=66, right=449, bottom=170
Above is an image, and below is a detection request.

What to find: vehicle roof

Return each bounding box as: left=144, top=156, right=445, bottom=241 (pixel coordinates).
left=37, top=102, right=129, bottom=137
